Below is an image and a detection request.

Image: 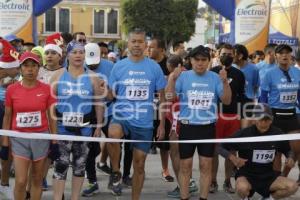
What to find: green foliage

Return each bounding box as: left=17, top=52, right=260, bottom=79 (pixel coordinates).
left=121, top=0, right=198, bottom=50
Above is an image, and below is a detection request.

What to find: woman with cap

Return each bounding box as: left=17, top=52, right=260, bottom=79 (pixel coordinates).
left=0, top=52, right=58, bottom=200
left=260, top=44, right=300, bottom=176
left=50, top=41, right=104, bottom=200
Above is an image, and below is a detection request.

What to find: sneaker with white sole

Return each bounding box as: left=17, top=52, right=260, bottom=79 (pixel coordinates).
left=81, top=182, right=100, bottom=197
left=0, top=184, right=13, bottom=199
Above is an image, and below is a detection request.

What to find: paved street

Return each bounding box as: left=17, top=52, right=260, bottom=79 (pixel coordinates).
left=1, top=153, right=300, bottom=200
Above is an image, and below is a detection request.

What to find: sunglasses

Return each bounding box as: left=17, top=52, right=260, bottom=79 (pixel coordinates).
left=78, top=39, right=86, bottom=43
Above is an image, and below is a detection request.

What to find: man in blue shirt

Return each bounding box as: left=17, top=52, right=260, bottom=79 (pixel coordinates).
left=106, top=28, right=167, bottom=199
left=256, top=44, right=277, bottom=82
left=165, top=45, right=232, bottom=200
left=260, top=44, right=300, bottom=176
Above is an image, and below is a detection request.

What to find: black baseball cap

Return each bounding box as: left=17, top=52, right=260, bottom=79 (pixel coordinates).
left=188, top=45, right=211, bottom=60
left=275, top=44, right=293, bottom=54
left=252, top=103, right=273, bottom=120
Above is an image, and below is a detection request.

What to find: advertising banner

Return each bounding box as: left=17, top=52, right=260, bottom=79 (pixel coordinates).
left=0, top=0, right=33, bottom=42
left=234, top=0, right=271, bottom=53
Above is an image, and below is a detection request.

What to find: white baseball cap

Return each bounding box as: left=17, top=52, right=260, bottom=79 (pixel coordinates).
left=85, top=43, right=100, bottom=65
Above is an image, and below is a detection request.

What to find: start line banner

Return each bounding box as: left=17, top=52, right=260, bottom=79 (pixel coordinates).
left=0, top=129, right=299, bottom=144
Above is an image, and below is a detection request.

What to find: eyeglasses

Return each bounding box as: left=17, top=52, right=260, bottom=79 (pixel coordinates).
left=282, top=70, right=292, bottom=83
left=77, top=39, right=86, bottom=43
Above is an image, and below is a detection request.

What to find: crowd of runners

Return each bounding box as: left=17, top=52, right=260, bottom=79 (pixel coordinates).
left=0, top=28, right=299, bottom=200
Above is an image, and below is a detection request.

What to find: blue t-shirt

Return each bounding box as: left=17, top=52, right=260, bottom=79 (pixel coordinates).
left=56, top=69, right=94, bottom=136
left=85, top=59, right=114, bottom=117
left=256, top=60, right=277, bottom=82
left=239, top=63, right=260, bottom=99
left=108, top=57, right=166, bottom=128
left=261, top=66, right=300, bottom=109
left=175, top=70, right=224, bottom=125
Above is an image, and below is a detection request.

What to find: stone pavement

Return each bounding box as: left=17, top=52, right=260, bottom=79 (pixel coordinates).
left=1, top=154, right=300, bottom=200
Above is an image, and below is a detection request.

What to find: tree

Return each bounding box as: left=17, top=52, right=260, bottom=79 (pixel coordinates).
left=121, top=0, right=198, bottom=52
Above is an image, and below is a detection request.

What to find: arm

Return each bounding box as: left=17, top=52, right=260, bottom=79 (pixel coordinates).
left=157, top=89, right=166, bottom=140
left=47, top=104, right=57, bottom=142
left=92, top=76, right=105, bottom=137
left=165, top=66, right=182, bottom=102
left=2, top=106, right=12, bottom=146
left=220, top=80, right=232, bottom=105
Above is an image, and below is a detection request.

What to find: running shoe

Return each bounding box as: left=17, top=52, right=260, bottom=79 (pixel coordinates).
left=42, top=178, right=49, bottom=191
left=209, top=181, right=218, bottom=193
left=110, top=172, right=122, bottom=196
left=150, top=146, right=157, bottom=154
left=189, top=179, right=198, bottom=193
left=122, top=176, right=132, bottom=188
left=0, top=184, right=13, bottom=199
left=167, top=186, right=180, bottom=198
left=223, top=181, right=235, bottom=193
left=96, top=162, right=112, bottom=175
left=162, top=171, right=174, bottom=182
left=81, top=182, right=100, bottom=197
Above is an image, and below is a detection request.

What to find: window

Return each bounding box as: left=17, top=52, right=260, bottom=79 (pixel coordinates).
left=94, top=10, right=105, bottom=34
left=45, top=8, right=56, bottom=32
left=44, top=8, right=71, bottom=33
left=107, top=10, right=118, bottom=34
left=93, top=9, right=119, bottom=35
left=59, top=8, right=70, bottom=33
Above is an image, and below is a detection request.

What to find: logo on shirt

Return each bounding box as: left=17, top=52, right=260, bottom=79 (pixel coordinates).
left=128, top=71, right=146, bottom=76
left=36, top=94, right=44, bottom=97
left=191, top=83, right=208, bottom=87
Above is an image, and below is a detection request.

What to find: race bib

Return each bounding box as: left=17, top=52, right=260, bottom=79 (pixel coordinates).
left=125, top=86, right=149, bottom=100
left=252, top=150, right=275, bottom=164
left=62, top=112, right=84, bottom=127
left=16, top=111, right=42, bottom=128
left=188, top=92, right=214, bottom=110
left=280, top=91, right=297, bottom=104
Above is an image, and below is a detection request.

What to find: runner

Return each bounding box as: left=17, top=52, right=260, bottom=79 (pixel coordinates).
left=260, top=44, right=300, bottom=176
left=210, top=43, right=246, bottom=194
left=256, top=44, right=277, bottom=82
left=0, top=52, right=57, bottom=200
left=220, top=103, right=298, bottom=199
left=81, top=43, right=114, bottom=197
left=165, top=45, right=232, bottom=200
left=37, top=34, right=64, bottom=192
left=233, top=44, right=259, bottom=128
left=148, top=37, right=174, bottom=182
left=106, top=28, right=167, bottom=199
left=0, top=39, right=21, bottom=199
left=50, top=41, right=105, bottom=200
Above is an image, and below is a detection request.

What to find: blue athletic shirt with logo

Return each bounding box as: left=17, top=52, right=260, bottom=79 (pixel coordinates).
left=56, top=69, right=94, bottom=136
left=85, top=59, right=113, bottom=117
left=108, top=57, right=166, bottom=128
left=261, top=66, right=300, bottom=109
left=175, top=70, right=224, bottom=125
left=239, top=63, right=260, bottom=99
left=256, top=60, right=277, bottom=82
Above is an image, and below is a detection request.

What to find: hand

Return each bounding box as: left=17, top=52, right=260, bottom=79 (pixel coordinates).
left=93, top=128, right=102, bottom=137
left=0, top=146, right=9, bottom=160
left=170, top=64, right=182, bottom=81
left=285, top=158, right=295, bottom=169
left=48, top=143, right=60, bottom=161
left=230, top=155, right=247, bottom=168
left=156, top=124, right=165, bottom=141
left=219, top=67, right=228, bottom=83
left=99, top=80, right=107, bottom=96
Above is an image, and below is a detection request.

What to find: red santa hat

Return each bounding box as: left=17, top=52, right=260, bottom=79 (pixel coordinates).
left=0, top=39, right=20, bottom=68
left=44, top=33, right=63, bottom=56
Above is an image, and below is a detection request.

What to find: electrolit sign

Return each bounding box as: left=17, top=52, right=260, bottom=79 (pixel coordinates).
left=235, top=0, right=270, bottom=44
left=0, top=0, right=33, bottom=36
